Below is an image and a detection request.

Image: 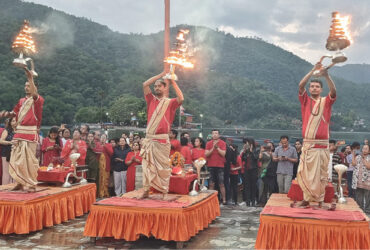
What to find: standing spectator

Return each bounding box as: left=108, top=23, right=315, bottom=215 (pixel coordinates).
left=364, top=139, right=368, bottom=146
left=273, top=135, right=298, bottom=193
left=125, top=141, right=142, bottom=192
left=110, top=138, right=117, bottom=148
left=61, top=129, right=87, bottom=167
left=191, top=137, right=205, bottom=162
left=205, top=129, right=227, bottom=205
left=121, top=133, right=128, bottom=144
left=225, top=142, right=238, bottom=204
left=352, top=145, right=370, bottom=213
left=108, top=138, right=118, bottom=196
left=112, top=137, right=131, bottom=196
left=328, top=139, right=342, bottom=182
left=181, top=132, right=193, bottom=148
left=133, top=134, right=141, bottom=144
left=258, top=144, right=273, bottom=205
left=229, top=144, right=240, bottom=205
left=98, top=134, right=113, bottom=198
left=0, top=118, right=16, bottom=184
left=240, top=137, right=259, bottom=206
left=170, top=129, right=181, bottom=156
left=61, top=128, right=71, bottom=147
left=293, top=139, right=302, bottom=179
left=343, top=145, right=351, bottom=166
left=224, top=143, right=241, bottom=205
left=346, top=141, right=361, bottom=198
left=94, top=130, right=101, bottom=144
left=180, top=137, right=192, bottom=165
left=260, top=144, right=276, bottom=205
left=80, top=124, right=90, bottom=141
left=41, top=126, right=62, bottom=166
left=86, top=132, right=103, bottom=187
left=128, top=133, right=134, bottom=148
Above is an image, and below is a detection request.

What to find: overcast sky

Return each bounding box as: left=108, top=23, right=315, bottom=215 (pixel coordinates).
left=25, top=0, right=370, bottom=64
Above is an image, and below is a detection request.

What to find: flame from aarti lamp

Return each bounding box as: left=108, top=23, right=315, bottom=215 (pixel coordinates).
left=12, top=20, right=37, bottom=55
left=164, top=29, right=194, bottom=70
left=11, top=20, right=38, bottom=77
left=326, top=12, right=352, bottom=51
left=312, top=11, right=353, bottom=77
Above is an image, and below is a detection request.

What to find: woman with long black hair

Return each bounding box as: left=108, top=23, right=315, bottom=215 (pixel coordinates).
left=241, top=137, right=259, bottom=206
left=41, top=126, right=62, bottom=166
left=0, top=117, right=16, bottom=184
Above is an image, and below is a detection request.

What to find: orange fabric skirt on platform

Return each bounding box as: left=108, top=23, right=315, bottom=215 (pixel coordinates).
left=83, top=191, right=220, bottom=242
left=0, top=183, right=96, bottom=234
left=255, top=194, right=370, bottom=249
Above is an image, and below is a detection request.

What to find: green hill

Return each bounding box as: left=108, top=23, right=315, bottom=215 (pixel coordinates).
left=0, top=0, right=369, bottom=131
left=331, top=64, right=370, bottom=84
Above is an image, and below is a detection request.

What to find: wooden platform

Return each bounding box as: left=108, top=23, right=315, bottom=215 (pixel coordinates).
left=255, top=194, right=370, bottom=249
left=0, top=183, right=96, bottom=234
left=83, top=189, right=220, bottom=243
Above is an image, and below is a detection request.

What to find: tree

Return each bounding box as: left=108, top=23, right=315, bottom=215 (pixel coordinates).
left=109, top=94, right=146, bottom=125
left=74, top=106, right=101, bottom=123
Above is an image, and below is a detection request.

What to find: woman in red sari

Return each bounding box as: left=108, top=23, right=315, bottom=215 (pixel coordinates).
left=98, top=134, right=113, bottom=197
left=61, top=129, right=87, bottom=167
left=42, top=126, right=62, bottom=166
left=191, top=137, right=206, bottom=162
left=125, top=141, right=142, bottom=192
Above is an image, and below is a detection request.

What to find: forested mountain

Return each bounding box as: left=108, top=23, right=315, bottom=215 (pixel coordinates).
left=0, top=0, right=369, bottom=131
left=331, top=64, right=370, bottom=84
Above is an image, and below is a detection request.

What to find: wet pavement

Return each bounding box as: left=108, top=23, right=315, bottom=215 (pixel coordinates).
left=0, top=204, right=262, bottom=249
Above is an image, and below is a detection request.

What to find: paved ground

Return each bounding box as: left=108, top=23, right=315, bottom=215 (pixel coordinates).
left=0, top=204, right=262, bottom=249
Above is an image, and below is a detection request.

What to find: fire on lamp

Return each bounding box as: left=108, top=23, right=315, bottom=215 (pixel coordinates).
left=12, top=20, right=38, bottom=77
left=313, top=12, right=352, bottom=77
left=164, top=29, right=194, bottom=80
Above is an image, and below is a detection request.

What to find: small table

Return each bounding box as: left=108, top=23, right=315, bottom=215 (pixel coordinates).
left=37, top=166, right=89, bottom=187
left=287, top=180, right=335, bottom=203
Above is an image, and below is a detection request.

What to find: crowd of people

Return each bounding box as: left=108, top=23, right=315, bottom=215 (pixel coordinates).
left=169, top=129, right=370, bottom=214
left=0, top=121, right=369, bottom=213
left=0, top=123, right=143, bottom=198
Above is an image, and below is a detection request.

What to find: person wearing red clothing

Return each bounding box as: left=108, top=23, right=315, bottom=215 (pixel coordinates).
left=125, top=142, right=142, bottom=192
left=205, top=129, right=227, bottom=204
left=180, top=137, right=192, bottom=165
left=170, top=129, right=181, bottom=156
left=297, top=62, right=337, bottom=207
left=0, top=69, right=44, bottom=192
left=140, top=71, right=183, bottom=199
left=61, top=129, right=87, bottom=167
left=191, top=137, right=205, bottom=162
left=181, top=132, right=193, bottom=149
left=42, top=126, right=62, bottom=167
left=98, top=133, right=113, bottom=198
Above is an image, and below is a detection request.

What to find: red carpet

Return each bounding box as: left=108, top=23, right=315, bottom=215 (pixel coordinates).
left=0, top=190, right=45, bottom=201
left=97, top=197, right=190, bottom=208
left=262, top=205, right=366, bottom=221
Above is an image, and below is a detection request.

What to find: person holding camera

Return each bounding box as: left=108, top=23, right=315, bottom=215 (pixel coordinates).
left=273, top=135, right=298, bottom=194
left=41, top=126, right=62, bottom=167
left=205, top=129, right=227, bottom=205
left=240, top=137, right=259, bottom=206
